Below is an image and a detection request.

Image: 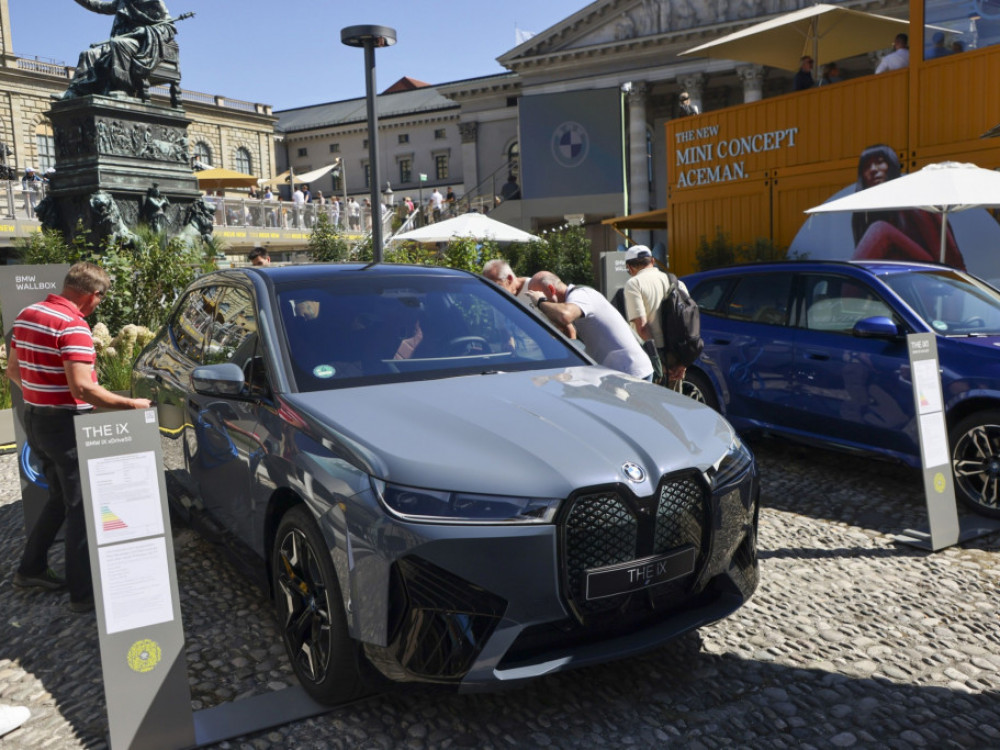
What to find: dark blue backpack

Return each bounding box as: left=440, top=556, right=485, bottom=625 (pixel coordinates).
left=661, top=273, right=704, bottom=366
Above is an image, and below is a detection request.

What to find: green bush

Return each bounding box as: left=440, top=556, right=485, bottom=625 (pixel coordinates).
left=506, top=225, right=594, bottom=285
left=308, top=212, right=351, bottom=262
left=16, top=225, right=215, bottom=333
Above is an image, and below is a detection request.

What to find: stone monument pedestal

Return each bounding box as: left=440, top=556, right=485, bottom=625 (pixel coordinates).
left=46, top=95, right=201, bottom=241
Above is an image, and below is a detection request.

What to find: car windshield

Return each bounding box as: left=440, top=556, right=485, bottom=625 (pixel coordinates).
left=276, top=272, right=585, bottom=391
left=883, top=269, right=1000, bottom=336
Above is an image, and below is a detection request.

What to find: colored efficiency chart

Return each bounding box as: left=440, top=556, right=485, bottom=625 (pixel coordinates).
left=87, top=451, right=165, bottom=546
left=100, top=505, right=128, bottom=532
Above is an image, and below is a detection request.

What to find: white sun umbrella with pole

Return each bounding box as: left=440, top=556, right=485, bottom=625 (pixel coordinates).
left=805, top=162, right=1000, bottom=262
left=261, top=162, right=341, bottom=188
left=679, top=3, right=913, bottom=76
left=392, top=212, right=541, bottom=244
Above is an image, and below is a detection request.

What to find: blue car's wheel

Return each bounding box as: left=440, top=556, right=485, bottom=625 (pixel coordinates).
left=272, top=506, right=365, bottom=704
left=682, top=369, right=719, bottom=412
left=951, top=410, right=1000, bottom=518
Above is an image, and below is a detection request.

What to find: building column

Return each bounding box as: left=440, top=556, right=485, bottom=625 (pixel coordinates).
left=737, top=64, right=766, bottom=103
left=627, top=81, right=650, bottom=223
left=458, top=121, right=479, bottom=204
left=679, top=74, right=706, bottom=114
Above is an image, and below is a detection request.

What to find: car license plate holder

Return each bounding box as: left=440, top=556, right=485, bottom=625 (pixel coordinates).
left=585, top=547, right=696, bottom=600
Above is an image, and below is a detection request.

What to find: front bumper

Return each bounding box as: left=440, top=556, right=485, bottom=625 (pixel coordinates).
left=339, top=464, right=759, bottom=690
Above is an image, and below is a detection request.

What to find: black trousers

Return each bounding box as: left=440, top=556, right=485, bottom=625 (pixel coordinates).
left=17, top=407, right=92, bottom=603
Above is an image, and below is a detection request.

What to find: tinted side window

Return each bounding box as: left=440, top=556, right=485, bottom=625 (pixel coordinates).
left=725, top=274, right=793, bottom=325
left=170, top=286, right=224, bottom=364
left=691, top=278, right=734, bottom=315
left=801, top=274, right=893, bottom=333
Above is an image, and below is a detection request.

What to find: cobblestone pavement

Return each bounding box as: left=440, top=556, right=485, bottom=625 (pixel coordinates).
left=1, top=437, right=999, bottom=750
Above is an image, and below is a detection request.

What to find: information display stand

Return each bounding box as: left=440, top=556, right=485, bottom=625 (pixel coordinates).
left=895, top=333, right=1000, bottom=550
left=77, top=410, right=335, bottom=748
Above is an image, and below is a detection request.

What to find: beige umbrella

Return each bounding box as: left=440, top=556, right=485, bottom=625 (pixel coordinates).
left=195, top=167, right=259, bottom=190
left=679, top=4, right=912, bottom=73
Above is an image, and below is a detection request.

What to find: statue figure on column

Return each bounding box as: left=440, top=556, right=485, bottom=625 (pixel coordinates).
left=59, top=0, right=183, bottom=101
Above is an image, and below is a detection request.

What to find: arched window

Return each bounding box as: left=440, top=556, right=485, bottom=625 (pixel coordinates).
left=193, top=141, right=212, bottom=169
left=234, top=147, right=252, bottom=175
left=36, top=123, right=55, bottom=173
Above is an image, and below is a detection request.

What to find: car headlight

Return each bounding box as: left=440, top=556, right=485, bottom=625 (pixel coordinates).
left=372, top=479, right=561, bottom=524
left=706, top=434, right=754, bottom=489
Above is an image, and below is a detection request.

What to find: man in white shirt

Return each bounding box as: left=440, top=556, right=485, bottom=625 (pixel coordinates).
left=430, top=188, right=444, bottom=222
left=292, top=185, right=305, bottom=228
left=527, top=271, right=653, bottom=380
left=875, top=33, right=909, bottom=74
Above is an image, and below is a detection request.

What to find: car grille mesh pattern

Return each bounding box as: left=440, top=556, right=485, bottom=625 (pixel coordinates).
left=563, top=475, right=705, bottom=617
left=654, top=476, right=705, bottom=553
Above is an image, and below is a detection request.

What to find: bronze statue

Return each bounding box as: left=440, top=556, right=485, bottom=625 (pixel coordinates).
left=177, top=195, right=215, bottom=245
left=60, top=1, right=189, bottom=101
left=89, top=190, right=137, bottom=248
left=140, top=182, right=170, bottom=232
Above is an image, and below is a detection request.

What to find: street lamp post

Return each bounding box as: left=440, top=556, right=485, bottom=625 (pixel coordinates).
left=341, top=24, right=397, bottom=263
left=334, top=157, right=348, bottom=227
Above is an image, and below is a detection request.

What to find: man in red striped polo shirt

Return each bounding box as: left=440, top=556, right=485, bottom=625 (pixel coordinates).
left=6, top=262, right=150, bottom=613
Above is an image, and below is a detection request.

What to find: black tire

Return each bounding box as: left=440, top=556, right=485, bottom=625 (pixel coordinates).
left=681, top=368, right=720, bottom=412
left=950, top=410, right=1000, bottom=518
left=272, top=506, right=365, bottom=704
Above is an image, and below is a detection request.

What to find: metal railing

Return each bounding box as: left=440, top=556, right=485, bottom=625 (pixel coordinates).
left=209, top=196, right=395, bottom=236
left=0, top=180, right=49, bottom=220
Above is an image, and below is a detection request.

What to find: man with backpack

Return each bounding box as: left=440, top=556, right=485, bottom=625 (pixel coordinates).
left=622, top=244, right=702, bottom=389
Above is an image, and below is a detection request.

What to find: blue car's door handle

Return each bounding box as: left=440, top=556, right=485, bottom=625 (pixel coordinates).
left=803, top=351, right=830, bottom=361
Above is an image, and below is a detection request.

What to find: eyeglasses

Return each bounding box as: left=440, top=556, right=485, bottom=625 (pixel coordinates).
left=94, top=289, right=108, bottom=299
left=680, top=96, right=690, bottom=102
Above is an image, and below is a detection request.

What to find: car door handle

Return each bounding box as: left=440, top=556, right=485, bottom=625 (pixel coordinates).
left=711, top=337, right=731, bottom=346
left=803, top=351, right=830, bottom=361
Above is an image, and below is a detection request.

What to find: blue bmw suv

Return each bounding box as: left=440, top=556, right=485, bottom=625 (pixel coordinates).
left=682, top=260, right=1000, bottom=518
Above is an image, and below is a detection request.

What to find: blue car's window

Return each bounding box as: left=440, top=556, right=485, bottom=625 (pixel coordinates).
left=801, top=274, right=894, bottom=333
left=275, top=273, right=585, bottom=391
left=725, top=273, right=792, bottom=325
left=884, top=269, right=1000, bottom=335
left=691, top=278, right=734, bottom=315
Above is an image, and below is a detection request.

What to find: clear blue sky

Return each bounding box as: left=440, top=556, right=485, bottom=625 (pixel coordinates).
left=9, top=0, right=588, bottom=110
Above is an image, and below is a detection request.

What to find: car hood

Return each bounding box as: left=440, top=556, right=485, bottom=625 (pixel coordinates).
left=283, top=366, right=737, bottom=498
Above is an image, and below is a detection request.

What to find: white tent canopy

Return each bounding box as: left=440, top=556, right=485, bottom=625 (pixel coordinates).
left=393, top=212, right=541, bottom=244
left=805, top=162, right=1000, bottom=262
left=261, top=162, right=340, bottom=187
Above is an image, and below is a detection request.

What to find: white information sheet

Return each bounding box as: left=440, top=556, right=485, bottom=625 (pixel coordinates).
left=919, top=412, right=950, bottom=469
left=98, top=537, right=175, bottom=634
left=87, top=451, right=164, bottom=546
left=913, top=359, right=944, bottom=415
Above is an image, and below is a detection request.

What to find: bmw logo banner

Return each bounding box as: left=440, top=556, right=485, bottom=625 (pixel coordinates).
left=518, top=89, right=626, bottom=199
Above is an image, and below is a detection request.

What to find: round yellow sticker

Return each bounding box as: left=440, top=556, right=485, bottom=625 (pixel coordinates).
left=933, top=472, right=946, bottom=493
left=127, top=639, right=162, bottom=674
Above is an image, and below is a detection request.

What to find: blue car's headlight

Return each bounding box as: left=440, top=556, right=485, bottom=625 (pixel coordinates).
left=706, top=434, right=754, bottom=489
left=372, top=479, right=560, bottom=524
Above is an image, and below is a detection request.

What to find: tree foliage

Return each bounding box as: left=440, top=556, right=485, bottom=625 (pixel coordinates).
left=694, top=228, right=804, bottom=271
left=16, top=225, right=215, bottom=333
left=504, top=225, right=594, bottom=285
left=308, top=212, right=351, bottom=262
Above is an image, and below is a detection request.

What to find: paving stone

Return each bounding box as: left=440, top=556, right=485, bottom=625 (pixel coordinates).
left=1, top=440, right=999, bottom=748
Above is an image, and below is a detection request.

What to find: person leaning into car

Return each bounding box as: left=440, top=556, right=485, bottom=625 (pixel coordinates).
left=527, top=271, right=654, bottom=381
left=6, top=262, right=151, bottom=613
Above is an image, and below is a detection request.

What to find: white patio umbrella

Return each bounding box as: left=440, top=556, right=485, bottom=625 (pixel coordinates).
left=393, top=212, right=540, bottom=244
left=805, top=162, right=1000, bottom=263
left=679, top=4, right=912, bottom=73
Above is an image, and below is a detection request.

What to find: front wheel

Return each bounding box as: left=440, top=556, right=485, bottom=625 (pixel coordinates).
left=272, top=506, right=365, bottom=704
left=950, top=410, right=1000, bottom=518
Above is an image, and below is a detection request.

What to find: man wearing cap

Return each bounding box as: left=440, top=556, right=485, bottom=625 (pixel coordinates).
left=527, top=271, right=653, bottom=380
left=928, top=31, right=951, bottom=59
left=623, top=245, right=690, bottom=388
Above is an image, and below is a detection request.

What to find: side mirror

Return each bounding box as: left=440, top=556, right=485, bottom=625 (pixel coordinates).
left=191, top=363, right=246, bottom=397
left=853, top=315, right=899, bottom=339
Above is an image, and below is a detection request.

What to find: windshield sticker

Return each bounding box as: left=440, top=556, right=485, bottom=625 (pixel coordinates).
left=313, top=365, right=336, bottom=379
left=932, top=320, right=948, bottom=331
